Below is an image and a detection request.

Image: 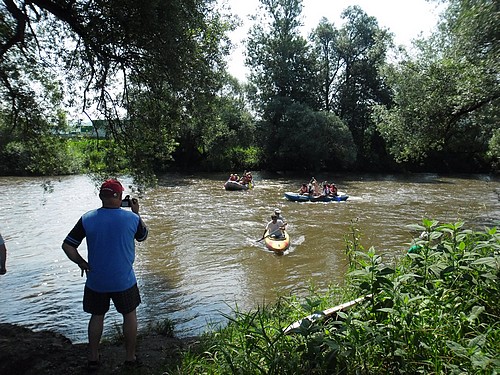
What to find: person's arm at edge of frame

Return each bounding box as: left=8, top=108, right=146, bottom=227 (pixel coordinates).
left=0, top=234, right=7, bottom=274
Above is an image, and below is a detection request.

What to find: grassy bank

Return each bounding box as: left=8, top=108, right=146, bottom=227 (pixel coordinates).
left=163, top=220, right=499, bottom=374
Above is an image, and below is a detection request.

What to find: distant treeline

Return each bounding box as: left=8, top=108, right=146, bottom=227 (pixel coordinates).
left=0, top=0, right=498, bottom=181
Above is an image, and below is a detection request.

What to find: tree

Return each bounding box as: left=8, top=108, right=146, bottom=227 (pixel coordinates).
left=309, top=7, right=393, bottom=170
left=332, top=6, right=392, bottom=169
left=310, top=18, right=341, bottom=113
left=246, top=0, right=322, bottom=170
left=375, top=0, right=499, bottom=171
left=247, top=0, right=319, bottom=112
left=0, top=0, right=234, bottom=180
left=276, top=103, right=356, bottom=171
left=198, top=77, right=258, bottom=171
left=0, top=26, right=73, bottom=175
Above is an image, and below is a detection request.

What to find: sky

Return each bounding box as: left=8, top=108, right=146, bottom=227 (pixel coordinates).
left=221, top=0, right=446, bottom=81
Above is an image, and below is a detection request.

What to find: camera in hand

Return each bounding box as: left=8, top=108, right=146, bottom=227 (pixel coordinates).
left=121, top=195, right=131, bottom=207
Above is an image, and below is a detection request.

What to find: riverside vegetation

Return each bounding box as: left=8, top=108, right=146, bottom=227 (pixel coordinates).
left=165, top=220, right=499, bottom=374
left=1, top=1, right=498, bottom=180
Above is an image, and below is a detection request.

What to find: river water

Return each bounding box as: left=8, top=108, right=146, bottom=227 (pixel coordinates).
left=0, top=173, right=498, bottom=343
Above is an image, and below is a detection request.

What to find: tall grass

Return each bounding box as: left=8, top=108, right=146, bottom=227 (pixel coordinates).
left=169, top=220, right=499, bottom=374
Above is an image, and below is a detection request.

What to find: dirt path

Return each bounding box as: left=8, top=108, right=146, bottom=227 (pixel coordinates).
left=0, top=323, right=198, bottom=374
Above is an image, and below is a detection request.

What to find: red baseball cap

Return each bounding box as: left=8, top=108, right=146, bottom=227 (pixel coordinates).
left=99, top=179, right=124, bottom=197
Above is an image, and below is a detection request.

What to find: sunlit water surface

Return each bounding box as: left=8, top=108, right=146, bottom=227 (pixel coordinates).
left=0, top=173, right=498, bottom=343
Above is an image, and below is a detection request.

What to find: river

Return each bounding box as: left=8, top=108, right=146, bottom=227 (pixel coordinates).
left=0, top=172, right=498, bottom=343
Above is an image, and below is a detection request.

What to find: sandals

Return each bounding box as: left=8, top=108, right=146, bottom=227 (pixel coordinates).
left=124, top=356, right=142, bottom=368
left=87, top=360, right=100, bottom=372
left=86, top=356, right=142, bottom=371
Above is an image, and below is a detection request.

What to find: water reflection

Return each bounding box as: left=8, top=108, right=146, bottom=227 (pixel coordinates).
left=0, top=173, right=498, bottom=343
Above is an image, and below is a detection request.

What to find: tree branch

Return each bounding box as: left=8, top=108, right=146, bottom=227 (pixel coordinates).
left=0, top=0, right=28, bottom=58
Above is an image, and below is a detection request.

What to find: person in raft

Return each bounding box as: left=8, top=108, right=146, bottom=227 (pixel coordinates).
left=62, top=178, right=148, bottom=370
left=308, top=177, right=320, bottom=196
left=298, top=183, right=308, bottom=195
left=263, top=215, right=287, bottom=239
left=274, top=208, right=286, bottom=224
left=329, top=182, right=338, bottom=196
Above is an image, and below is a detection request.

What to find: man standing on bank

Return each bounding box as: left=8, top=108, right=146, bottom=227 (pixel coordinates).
left=62, top=178, right=148, bottom=369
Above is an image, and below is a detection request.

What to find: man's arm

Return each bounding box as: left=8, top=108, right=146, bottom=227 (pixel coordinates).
left=62, top=218, right=88, bottom=276
left=263, top=222, right=271, bottom=238
left=134, top=216, right=148, bottom=242
left=62, top=243, right=89, bottom=277
left=131, top=199, right=148, bottom=241
left=278, top=219, right=287, bottom=230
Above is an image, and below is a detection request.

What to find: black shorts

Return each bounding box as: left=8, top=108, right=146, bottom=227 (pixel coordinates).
left=83, top=284, right=141, bottom=315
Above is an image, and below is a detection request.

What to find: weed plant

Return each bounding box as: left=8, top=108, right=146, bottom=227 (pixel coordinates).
left=145, top=318, right=175, bottom=337
left=174, top=220, right=499, bottom=374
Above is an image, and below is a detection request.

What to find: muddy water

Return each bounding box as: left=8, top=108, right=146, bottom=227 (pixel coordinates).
left=0, top=173, right=498, bottom=342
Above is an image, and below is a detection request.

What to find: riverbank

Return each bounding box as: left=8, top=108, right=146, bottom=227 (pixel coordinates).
left=0, top=323, right=198, bottom=374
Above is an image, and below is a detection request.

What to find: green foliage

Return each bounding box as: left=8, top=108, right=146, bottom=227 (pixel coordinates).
left=487, top=127, right=500, bottom=172
left=1, top=0, right=237, bottom=181
left=224, top=146, right=262, bottom=171
left=0, top=136, right=81, bottom=176
left=248, top=1, right=392, bottom=171
left=0, top=142, right=30, bottom=176
left=176, top=222, right=500, bottom=374
left=375, top=53, right=498, bottom=171
left=189, top=78, right=260, bottom=171
left=321, top=221, right=499, bottom=373
left=247, top=0, right=319, bottom=111
left=145, top=318, right=175, bottom=338
left=311, top=7, right=393, bottom=169
left=375, top=0, right=499, bottom=172
left=258, top=102, right=356, bottom=171
left=247, top=0, right=327, bottom=171
left=344, top=218, right=365, bottom=268
left=0, top=39, right=76, bottom=176
left=66, top=138, right=128, bottom=175
left=2, top=0, right=498, bottom=176
left=310, top=18, right=340, bottom=113
left=444, top=0, right=499, bottom=63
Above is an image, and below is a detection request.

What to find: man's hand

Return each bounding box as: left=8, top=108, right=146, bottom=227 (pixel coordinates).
left=78, top=260, right=90, bottom=277
left=131, top=198, right=140, bottom=214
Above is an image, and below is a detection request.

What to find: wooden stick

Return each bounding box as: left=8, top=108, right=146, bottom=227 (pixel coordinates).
left=283, top=294, right=372, bottom=334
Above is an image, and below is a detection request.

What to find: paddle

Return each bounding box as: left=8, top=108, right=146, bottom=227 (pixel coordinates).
left=256, top=228, right=283, bottom=242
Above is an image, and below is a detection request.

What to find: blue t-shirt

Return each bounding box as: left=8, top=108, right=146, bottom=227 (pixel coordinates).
left=64, top=208, right=148, bottom=292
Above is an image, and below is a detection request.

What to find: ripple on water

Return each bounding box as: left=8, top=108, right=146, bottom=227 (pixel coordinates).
left=0, top=173, right=498, bottom=341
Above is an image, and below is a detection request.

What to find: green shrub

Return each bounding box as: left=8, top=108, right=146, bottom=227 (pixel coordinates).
left=177, top=221, right=499, bottom=374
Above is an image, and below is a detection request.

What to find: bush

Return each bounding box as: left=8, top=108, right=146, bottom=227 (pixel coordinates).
left=176, top=221, right=499, bottom=374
